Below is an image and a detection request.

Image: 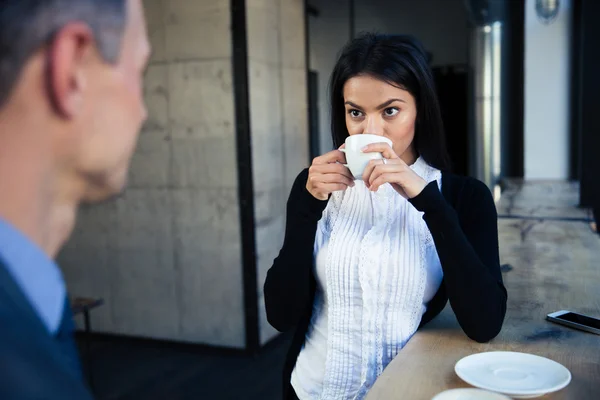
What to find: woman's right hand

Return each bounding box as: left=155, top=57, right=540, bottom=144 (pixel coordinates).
left=306, top=148, right=355, bottom=200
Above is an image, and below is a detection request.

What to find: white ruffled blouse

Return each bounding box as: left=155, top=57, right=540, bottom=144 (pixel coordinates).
left=291, top=157, right=444, bottom=400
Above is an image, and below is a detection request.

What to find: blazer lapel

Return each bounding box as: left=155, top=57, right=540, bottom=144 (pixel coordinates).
left=0, top=259, right=53, bottom=336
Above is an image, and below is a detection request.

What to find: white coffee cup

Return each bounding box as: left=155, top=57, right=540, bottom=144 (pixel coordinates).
left=431, top=388, right=511, bottom=400
left=340, top=134, right=393, bottom=179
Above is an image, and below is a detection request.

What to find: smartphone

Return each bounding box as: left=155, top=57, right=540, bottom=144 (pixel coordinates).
left=546, top=310, right=600, bottom=335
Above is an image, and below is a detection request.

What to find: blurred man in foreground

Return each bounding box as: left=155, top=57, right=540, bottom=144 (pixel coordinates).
left=0, top=0, right=150, bottom=398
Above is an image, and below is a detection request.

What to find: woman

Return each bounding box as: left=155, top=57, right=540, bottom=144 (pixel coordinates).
left=264, top=33, right=507, bottom=400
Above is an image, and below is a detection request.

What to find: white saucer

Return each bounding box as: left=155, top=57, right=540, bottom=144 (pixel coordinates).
left=432, top=388, right=511, bottom=400
left=455, top=352, right=571, bottom=399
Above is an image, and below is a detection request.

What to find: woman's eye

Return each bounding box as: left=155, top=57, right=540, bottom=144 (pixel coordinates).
left=349, top=109, right=363, bottom=118
left=384, top=107, right=399, bottom=117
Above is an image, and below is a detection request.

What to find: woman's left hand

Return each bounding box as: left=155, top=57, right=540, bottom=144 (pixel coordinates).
left=361, top=143, right=427, bottom=199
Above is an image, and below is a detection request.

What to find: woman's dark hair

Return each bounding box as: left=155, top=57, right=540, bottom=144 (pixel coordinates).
left=329, top=32, right=451, bottom=171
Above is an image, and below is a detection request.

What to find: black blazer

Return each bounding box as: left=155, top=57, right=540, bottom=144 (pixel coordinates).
left=264, top=170, right=508, bottom=399
left=0, top=260, right=93, bottom=400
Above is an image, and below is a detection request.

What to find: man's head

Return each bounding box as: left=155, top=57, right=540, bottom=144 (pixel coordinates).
left=0, top=0, right=150, bottom=203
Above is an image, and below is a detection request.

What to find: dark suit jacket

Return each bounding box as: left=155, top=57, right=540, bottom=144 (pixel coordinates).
left=0, top=260, right=93, bottom=400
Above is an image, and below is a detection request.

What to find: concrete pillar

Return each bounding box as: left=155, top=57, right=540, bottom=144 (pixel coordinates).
left=524, top=0, right=572, bottom=179
left=246, top=0, right=309, bottom=345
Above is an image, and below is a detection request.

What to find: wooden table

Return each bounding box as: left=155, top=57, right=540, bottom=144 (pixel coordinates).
left=367, top=182, right=600, bottom=399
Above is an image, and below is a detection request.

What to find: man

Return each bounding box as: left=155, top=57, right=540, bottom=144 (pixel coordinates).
left=0, top=0, right=150, bottom=398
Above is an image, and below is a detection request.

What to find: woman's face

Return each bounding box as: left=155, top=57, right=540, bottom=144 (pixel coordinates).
left=343, top=74, right=417, bottom=164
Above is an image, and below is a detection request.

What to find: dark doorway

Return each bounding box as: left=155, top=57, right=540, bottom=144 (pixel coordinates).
left=434, top=65, right=469, bottom=176
left=577, top=0, right=600, bottom=207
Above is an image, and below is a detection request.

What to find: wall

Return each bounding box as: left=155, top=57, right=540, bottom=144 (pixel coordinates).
left=308, top=0, right=351, bottom=155
left=246, top=0, right=309, bottom=345
left=355, top=0, right=469, bottom=67
left=59, top=0, right=246, bottom=348
left=524, top=0, right=572, bottom=180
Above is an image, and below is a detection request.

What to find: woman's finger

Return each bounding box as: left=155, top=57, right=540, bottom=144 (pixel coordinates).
left=369, top=172, right=402, bottom=192
left=363, top=158, right=402, bottom=183
left=311, top=172, right=355, bottom=187
left=367, top=162, right=406, bottom=186
left=311, top=163, right=353, bottom=179
left=361, top=143, right=399, bottom=160
left=362, top=158, right=380, bottom=182
left=313, top=149, right=346, bottom=165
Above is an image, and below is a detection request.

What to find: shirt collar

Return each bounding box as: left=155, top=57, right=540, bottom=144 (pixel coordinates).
left=409, top=156, right=427, bottom=175
left=0, top=218, right=66, bottom=334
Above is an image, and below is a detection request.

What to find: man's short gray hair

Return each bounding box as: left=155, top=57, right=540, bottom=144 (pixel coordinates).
left=0, top=0, right=127, bottom=107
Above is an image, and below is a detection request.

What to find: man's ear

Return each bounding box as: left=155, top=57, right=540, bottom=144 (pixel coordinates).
left=46, top=22, right=95, bottom=118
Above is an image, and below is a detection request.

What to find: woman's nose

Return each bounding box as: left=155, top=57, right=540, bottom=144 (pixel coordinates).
left=364, top=116, right=384, bottom=136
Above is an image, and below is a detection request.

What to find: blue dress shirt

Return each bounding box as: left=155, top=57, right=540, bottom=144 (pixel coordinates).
left=0, top=218, right=66, bottom=334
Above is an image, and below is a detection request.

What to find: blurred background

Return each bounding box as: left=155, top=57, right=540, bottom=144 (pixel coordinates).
left=57, top=0, right=599, bottom=399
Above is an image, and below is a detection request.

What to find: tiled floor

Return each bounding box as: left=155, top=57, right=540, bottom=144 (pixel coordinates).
left=498, top=179, right=591, bottom=221
left=79, top=333, right=292, bottom=400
